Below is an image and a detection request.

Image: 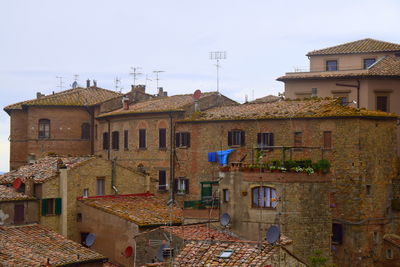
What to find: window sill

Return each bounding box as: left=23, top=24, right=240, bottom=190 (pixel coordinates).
left=138, top=148, right=147, bottom=151
left=42, top=214, right=60, bottom=217
left=158, top=189, right=169, bottom=193
left=177, top=146, right=189, bottom=149
left=176, top=192, right=187, bottom=196
left=229, top=145, right=242, bottom=148
left=124, top=148, right=129, bottom=151
left=159, top=147, right=167, bottom=151
left=251, top=207, right=277, bottom=210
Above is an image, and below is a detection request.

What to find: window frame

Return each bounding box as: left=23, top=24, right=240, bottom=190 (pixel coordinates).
left=124, top=130, right=129, bottom=150
left=159, top=128, right=167, bottom=149
left=326, top=60, right=338, bottom=71
left=103, top=132, right=109, bottom=150
left=363, top=58, right=376, bottom=69
left=223, top=189, right=229, bottom=203
left=257, top=132, right=274, bottom=150
left=176, top=132, right=191, bottom=148
left=111, top=131, right=119, bottom=150
left=81, top=123, right=90, bottom=140
left=174, top=177, right=189, bottom=195
left=251, top=186, right=277, bottom=209
left=293, top=131, right=303, bottom=149
left=96, top=178, right=105, bottom=196
left=38, top=119, right=50, bottom=139
left=376, top=95, right=389, bottom=112
left=158, top=170, right=167, bottom=191
left=41, top=198, right=62, bottom=216
left=228, top=130, right=245, bottom=147
left=139, top=129, right=146, bottom=149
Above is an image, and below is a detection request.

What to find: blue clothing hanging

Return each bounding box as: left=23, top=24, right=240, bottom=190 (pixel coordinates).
left=217, top=149, right=235, bottom=166
left=208, top=152, right=217, bottom=162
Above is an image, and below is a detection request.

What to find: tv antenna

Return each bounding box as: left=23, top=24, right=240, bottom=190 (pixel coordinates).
left=56, top=76, right=64, bottom=91
left=145, top=74, right=152, bottom=87
left=130, top=67, right=142, bottom=88
left=153, top=70, right=165, bottom=90
left=114, top=77, right=122, bottom=92
left=209, top=51, right=226, bottom=92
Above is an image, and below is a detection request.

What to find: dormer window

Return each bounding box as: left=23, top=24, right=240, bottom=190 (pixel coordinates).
left=363, top=58, right=376, bottom=69
left=326, top=60, right=338, bottom=71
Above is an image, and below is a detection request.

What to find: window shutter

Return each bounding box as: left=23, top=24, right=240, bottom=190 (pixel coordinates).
left=241, top=131, right=245, bottom=146
left=186, top=133, right=191, bottom=147
left=173, top=179, right=178, bottom=193
left=41, top=199, right=47, bottom=216
left=257, top=133, right=261, bottom=145
left=269, top=133, right=274, bottom=146
left=184, top=179, right=189, bottom=194
left=228, top=131, right=232, bottom=146
left=175, top=133, right=180, bottom=147
left=55, top=198, right=62, bottom=215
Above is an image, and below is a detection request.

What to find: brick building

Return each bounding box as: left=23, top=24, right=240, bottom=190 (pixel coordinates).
left=173, top=98, right=398, bottom=266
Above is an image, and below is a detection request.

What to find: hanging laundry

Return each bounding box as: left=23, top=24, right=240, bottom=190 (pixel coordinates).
left=217, top=149, right=235, bottom=166
left=208, top=152, right=217, bottom=162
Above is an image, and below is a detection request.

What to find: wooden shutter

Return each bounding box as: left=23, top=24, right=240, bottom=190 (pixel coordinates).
left=139, top=129, right=146, bottom=148
left=269, top=133, right=274, bottom=146
left=124, top=130, right=129, bottom=149
left=41, top=199, right=47, bottom=216
left=103, top=133, right=109, bottom=150
left=14, top=204, right=25, bottom=224
left=323, top=131, right=332, bottom=149
left=159, top=129, right=166, bottom=148
left=55, top=198, right=62, bottom=215
left=240, top=131, right=245, bottom=146
left=184, top=179, right=189, bottom=193
left=175, top=133, right=180, bottom=147
left=228, top=131, right=232, bottom=146
left=257, top=133, right=262, bottom=145
left=186, top=133, right=191, bottom=147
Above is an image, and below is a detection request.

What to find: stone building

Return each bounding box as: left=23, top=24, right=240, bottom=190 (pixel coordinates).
left=0, top=156, right=147, bottom=242
left=277, top=38, right=400, bottom=153
left=173, top=98, right=398, bottom=266
left=77, top=193, right=183, bottom=267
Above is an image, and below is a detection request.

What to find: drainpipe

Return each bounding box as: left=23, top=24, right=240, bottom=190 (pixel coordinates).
left=111, top=157, right=118, bottom=194
left=169, top=112, right=175, bottom=203
left=107, top=119, right=111, bottom=160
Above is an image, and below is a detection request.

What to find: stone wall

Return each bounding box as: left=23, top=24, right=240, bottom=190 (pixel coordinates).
left=0, top=200, right=39, bottom=225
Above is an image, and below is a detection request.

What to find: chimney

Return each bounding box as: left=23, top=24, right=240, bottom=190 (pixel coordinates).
left=158, top=87, right=164, bottom=97
left=93, top=80, right=97, bottom=87
left=122, top=96, right=130, bottom=110
left=36, top=92, right=44, bottom=99
left=86, top=79, right=90, bottom=88
left=24, top=177, right=35, bottom=197
left=131, top=84, right=146, bottom=94
left=164, top=92, right=168, bottom=96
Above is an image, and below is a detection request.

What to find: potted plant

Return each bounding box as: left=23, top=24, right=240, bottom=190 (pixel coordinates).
left=316, top=159, right=331, bottom=174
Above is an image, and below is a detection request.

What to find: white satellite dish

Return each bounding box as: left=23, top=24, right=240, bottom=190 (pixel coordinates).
left=220, top=213, right=231, bottom=227
left=266, top=225, right=280, bottom=244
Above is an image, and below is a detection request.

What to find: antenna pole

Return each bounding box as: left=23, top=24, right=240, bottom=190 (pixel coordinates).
left=56, top=76, right=64, bottom=91
left=130, top=67, right=142, bottom=88
left=209, top=51, right=226, bottom=92
left=153, top=70, right=165, bottom=90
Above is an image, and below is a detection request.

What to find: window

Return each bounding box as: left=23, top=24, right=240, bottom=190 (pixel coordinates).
left=77, top=213, right=82, bottom=222
left=159, top=128, right=167, bottom=149
left=176, top=132, right=190, bottom=148
left=323, top=131, right=332, bottom=149
left=326, top=60, right=338, bottom=71
left=14, top=204, right=24, bottom=224
left=219, top=250, right=234, bottom=258
left=111, top=131, right=119, bottom=150
left=38, top=119, right=50, bottom=139
left=372, top=231, right=378, bottom=243
left=294, top=132, right=303, bottom=148
left=158, top=170, right=167, bottom=191
left=364, top=58, right=376, bottom=69
left=223, top=189, right=229, bottom=202
left=83, top=188, right=89, bottom=198
left=103, top=132, right=109, bottom=150
left=366, top=185, right=371, bottom=195
left=386, top=249, right=393, bottom=259
left=96, top=178, right=105, bottom=196
left=41, top=198, right=62, bottom=216
left=228, top=130, right=245, bottom=146
left=257, top=133, right=274, bottom=149
left=252, top=186, right=277, bottom=208
left=174, top=177, right=189, bottom=194
left=81, top=123, right=90, bottom=139
left=376, top=96, right=388, bottom=112
left=332, top=223, right=343, bottom=244
left=311, top=88, right=317, bottom=97
left=124, top=130, right=129, bottom=150
left=139, top=129, right=146, bottom=149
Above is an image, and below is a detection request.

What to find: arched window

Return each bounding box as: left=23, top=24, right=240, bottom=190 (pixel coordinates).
left=81, top=123, right=90, bottom=139
left=252, top=186, right=277, bottom=208
left=38, top=119, right=50, bottom=139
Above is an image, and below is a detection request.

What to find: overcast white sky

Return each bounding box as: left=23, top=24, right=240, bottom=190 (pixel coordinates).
left=0, top=0, right=399, bottom=171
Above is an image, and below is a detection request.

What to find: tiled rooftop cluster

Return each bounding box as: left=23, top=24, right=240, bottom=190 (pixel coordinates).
left=98, top=92, right=220, bottom=117
left=161, top=224, right=241, bottom=242
left=79, top=194, right=183, bottom=226
left=173, top=237, right=292, bottom=267
left=0, top=185, right=32, bottom=202
left=188, top=98, right=396, bottom=121
left=0, top=156, right=94, bottom=184
left=0, top=224, right=106, bottom=266
left=306, top=38, right=400, bottom=56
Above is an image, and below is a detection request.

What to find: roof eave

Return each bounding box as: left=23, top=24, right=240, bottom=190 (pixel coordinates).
left=97, top=110, right=184, bottom=119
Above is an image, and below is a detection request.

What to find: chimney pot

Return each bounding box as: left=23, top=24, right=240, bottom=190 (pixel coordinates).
left=86, top=79, right=90, bottom=88
left=93, top=80, right=97, bottom=87
left=36, top=92, right=44, bottom=99
left=122, top=96, right=130, bottom=110
left=158, top=87, right=164, bottom=97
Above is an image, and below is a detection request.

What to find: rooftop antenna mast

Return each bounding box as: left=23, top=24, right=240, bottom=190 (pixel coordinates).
left=56, top=76, right=64, bottom=91
left=145, top=74, right=152, bottom=87
left=129, top=67, right=142, bottom=88
left=209, top=51, right=226, bottom=92
left=153, top=70, right=165, bottom=90
left=114, top=77, right=122, bottom=93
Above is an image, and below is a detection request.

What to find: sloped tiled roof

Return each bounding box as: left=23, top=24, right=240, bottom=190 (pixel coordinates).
left=250, top=95, right=281, bottom=104
left=182, top=98, right=397, bottom=122
left=278, top=55, right=400, bottom=81
left=307, top=38, right=400, bottom=56
left=161, top=225, right=241, bottom=242
left=384, top=234, right=400, bottom=248
left=97, top=92, right=220, bottom=118
left=173, top=237, right=293, bottom=267
left=0, top=224, right=106, bottom=266
left=79, top=194, right=183, bottom=226
left=0, top=156, right=95, bottom=184
left=0, top=185, right=33, bottom=202
left=4, top=87, right=122, bottom=111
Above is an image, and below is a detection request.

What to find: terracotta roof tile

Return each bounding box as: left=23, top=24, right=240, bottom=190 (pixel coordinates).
left=173, top=237, right=292, bottom=267
left=97, top=92, right=219, bottom=118
left=79, top=194, right=183, bottom=226
left=384, top=234, right=400, bottom=248
left=306, top=38, right=400, bottom=56
left=184, top=98, right=397, bottom=121
left=161, top=225, right=241, bottom=242
left=4, top=87, right=121, bottom=111
left=278, top=55, right=400, bottom=81
left=0, top=156, right=95, bottom=184
left=0, top=224, right=106, bottom=266
left=250, top=95, right=281, bottom=104
left=0, top=185, right=33, bottom=202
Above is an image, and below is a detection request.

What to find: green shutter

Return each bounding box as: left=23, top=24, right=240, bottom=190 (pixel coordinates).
left=41, top=199, right=47, bottom=216
left=55, top=198, right=62, bottom=215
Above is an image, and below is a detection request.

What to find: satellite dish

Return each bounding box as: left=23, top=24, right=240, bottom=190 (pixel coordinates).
left=72, top=81, right=78, bottom=89
left=220, top=213, right=231, bottom=226
left=193, top=89, right=202, bottom=100
left=266, top=225, right=280, bottom=244
left=85, top=233, right=96, bottom=247
left=12, top=178, right=22, bottom=190
left=124, top=246, right=133, bottom=257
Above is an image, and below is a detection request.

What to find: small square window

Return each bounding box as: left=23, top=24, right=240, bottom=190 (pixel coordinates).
left=386, top=249, right=393, bottom=259
left=223, top=189, right=229, bottom=202
left=364, top=58, right=376, bottom=69
left=159, top=170, right=167, bottom=191
left=326, top=60, right=338, bottom=71
left=376, top=96, right=388, bottom=112
left=228, top=130, right=245, bottom=146
left=176, top=132, right=190, bottom=148
left=219, top=250, right=234, bottom=258
left=96, top=178, right=105, bottom=196
left=83, top=188, right=89, bottom=198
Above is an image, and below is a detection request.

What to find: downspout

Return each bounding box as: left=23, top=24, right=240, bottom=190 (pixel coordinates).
left=169, top=112, right=175, bottom=203
left=90, top=107, right=95, bottom=154
left=107, top=119, right=111, bottom=160
left=111, top=157, right=118, bottom=194
left=357, top=79, right=360, bottom=108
